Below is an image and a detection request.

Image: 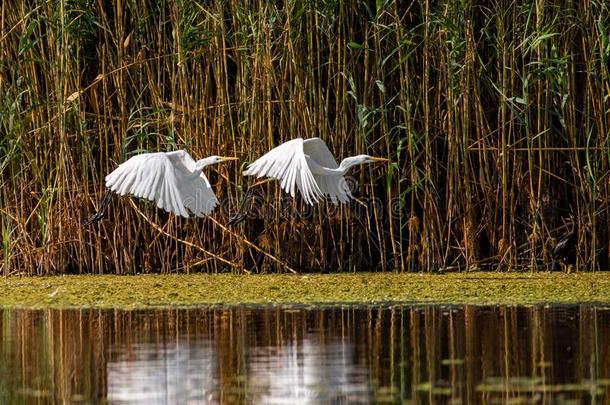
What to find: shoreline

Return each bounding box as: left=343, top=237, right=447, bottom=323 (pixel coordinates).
left=0, top=272, right=609, bottom=309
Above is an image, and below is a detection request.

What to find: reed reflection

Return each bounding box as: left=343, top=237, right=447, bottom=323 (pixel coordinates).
left=246, top=339, right=371, bottom=403
left=0, top=305, right=607, bottom=404
left=107, top=339, right=218, bottom=404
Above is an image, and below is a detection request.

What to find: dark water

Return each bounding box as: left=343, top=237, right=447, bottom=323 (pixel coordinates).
left=0, top=305, right=609, bottom=404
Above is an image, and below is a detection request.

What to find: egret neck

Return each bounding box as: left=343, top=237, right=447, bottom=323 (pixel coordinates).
left=194, top=156, right=238, bottom=173
left=306, top=154, right=388, bottom=176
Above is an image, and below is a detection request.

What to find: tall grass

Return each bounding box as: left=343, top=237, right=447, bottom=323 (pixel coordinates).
left=1, top=0, right=609, bottom=274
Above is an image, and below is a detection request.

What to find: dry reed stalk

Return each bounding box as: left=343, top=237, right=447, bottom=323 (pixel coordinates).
left=0, top=0, right=609, bottom=274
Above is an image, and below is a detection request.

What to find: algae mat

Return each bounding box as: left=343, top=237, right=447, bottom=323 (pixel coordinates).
left=0, top=272, right=609, bottom=309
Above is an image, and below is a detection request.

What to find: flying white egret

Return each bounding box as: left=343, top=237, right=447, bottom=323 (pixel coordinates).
left=85, top=150, right=237, bottom=224
left=242, top=138, right=388, bottom=205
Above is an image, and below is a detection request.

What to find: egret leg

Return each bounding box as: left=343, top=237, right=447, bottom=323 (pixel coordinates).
left=228, top=179, right=275, bottom=226
left=228, top=186, right=254, bottom=226
left=83, top=190, right=113, bottom=226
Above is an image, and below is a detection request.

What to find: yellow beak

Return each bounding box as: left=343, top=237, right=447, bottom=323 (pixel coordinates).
left=369, top=157, right=389, bottom=162
left=220, top=156, right=239, bottom=162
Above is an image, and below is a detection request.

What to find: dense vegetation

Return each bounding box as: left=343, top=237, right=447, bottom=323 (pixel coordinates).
left=2, top=273, right=610, bottom=307
left=1, top=0, right=609, bottom=274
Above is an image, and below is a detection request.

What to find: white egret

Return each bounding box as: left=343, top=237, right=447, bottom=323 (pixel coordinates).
left=242, top=137, right=388, bottom=205
left=85, top=150, right=237, bottom=224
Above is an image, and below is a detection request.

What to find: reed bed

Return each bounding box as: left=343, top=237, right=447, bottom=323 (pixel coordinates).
left=1, top=0, right=609, bottom=274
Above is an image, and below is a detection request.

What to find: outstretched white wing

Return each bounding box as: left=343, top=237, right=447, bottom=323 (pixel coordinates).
left=167, top=150, right=213, bottom=189
left=105, top=151, right=218, bottom=217
left=243, top=138, right=322, bottom=205
left=303, top=138, right=352, bottom=204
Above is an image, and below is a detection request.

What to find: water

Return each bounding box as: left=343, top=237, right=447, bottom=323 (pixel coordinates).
left=0, top=305, right=608, bottom=404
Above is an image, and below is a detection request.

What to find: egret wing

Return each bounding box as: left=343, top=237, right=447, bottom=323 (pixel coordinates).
left=243, top=138, right=322, bottom=205
left=166, top=150, right=219, bottom=216
left=303, top=137, right=338, bottom=168
left=166, top=150, right=212, bottom=188
left=105, top=152, right=218, bottom=217
left=303, top=138, right=352, bottom=204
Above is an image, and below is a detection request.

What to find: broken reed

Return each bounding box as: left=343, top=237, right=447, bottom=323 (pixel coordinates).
left=1, top=0, right=609, bottom=275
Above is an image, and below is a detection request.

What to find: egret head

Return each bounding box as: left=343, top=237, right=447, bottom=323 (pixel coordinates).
left=195, top=156, right=239, bottom=171
left=364, top=155, right=388, bottom=164
left=209, top=155, right=239, bottom=165
left=346, top=154, right=388, bottom=165
left=337, top=154, right=388, bottom=173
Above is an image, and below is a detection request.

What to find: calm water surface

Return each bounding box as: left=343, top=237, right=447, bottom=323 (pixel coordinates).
left=0, top=304, right=608, bottom=404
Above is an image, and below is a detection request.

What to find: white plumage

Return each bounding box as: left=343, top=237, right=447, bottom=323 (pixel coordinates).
left=243, top=138, right=387, bottom=205
left=105, top=150, right=236, bottom=218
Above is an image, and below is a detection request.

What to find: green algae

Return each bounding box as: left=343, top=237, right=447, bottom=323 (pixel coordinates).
left=0, top=272, right=609, bottom=309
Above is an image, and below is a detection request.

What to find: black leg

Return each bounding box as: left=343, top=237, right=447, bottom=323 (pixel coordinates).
left=83, top=189, right=113, bottom=226
left=228, top=186, right=254, bottom=226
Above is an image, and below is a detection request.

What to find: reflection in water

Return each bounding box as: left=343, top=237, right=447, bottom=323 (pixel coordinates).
left=0, top=305, right=608, bottom=404
left=107, top=340, right=217, bottom=404
left=247, top=339, right=370, bottom=404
